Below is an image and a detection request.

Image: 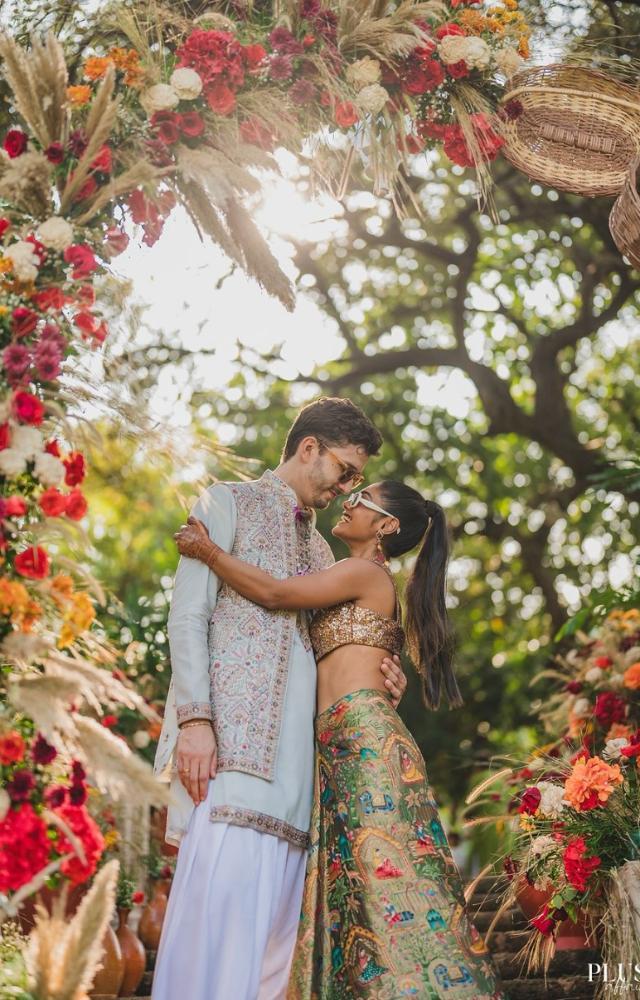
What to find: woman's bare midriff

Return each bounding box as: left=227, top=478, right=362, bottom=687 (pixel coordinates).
left=316, top=644, right=393, bottom=715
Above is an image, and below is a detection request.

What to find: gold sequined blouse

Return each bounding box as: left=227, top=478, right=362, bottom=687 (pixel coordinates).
left=310, top=601, right=405, bottom=662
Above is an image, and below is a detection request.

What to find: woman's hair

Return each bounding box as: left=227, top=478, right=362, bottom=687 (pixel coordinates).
left=377, top=480, right=462, bottom=711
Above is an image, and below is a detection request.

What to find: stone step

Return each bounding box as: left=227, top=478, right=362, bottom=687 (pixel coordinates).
left=494, top=948, right=600, bottom=980
left=473, top=907, right=528, bottom=933
left=500, top=975, right=597, bottom=999
left=489, top=928, right=531, bottom=953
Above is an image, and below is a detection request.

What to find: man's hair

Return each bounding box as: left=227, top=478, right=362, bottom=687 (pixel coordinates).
left=282, top=397, right=382, bottom=461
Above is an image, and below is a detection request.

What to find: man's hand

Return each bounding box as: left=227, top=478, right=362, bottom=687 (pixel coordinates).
left=380, top=654, right=408, bottom=709
left=176, top=723, right=217, bottom=805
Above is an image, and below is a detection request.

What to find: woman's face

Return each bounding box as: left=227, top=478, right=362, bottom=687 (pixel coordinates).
left=331, top=483, right=386, bottom=544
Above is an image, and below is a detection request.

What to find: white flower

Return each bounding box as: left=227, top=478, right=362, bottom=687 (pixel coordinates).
left=4, top=240, right=39, bottom=282
left=0, top=448, right=27, bottom=477
left=609, top=673, right=625, bottom=690
left=572, top=697, right=591, bottom=718
left=33, top=451, right=65, bottom=486
left=1, top=630, right=47, bottom=662
left=585, top=666, right=605, bottom=684
left=494, top=46, right=524, bottom=79
left=355, top=84, right=389, bottom=115
left=537, top=781, right=567, bottom=818
left=439, top=35, right=491, bottom=71
left=0, top=788, right=9, bottom=822
left=346, top=57, right=382, bottom=90
left=140, top=83, right=180, bottom=115
left=530, top=834, right=557, bottom=856
left=11, top=425, right=43, bottom=461
left=603, top=737, right=630, bottom=761
left=133, top=729, right=151, bottom=749
left=170, top=67, right=203, bottom=100
left=37, top=216, right=74, bottom=252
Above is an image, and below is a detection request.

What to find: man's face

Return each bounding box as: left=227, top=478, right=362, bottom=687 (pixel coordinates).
left=306, top=440, right=369, bottom=510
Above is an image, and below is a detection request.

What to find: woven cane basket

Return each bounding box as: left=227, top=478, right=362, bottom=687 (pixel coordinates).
left=500, top=64, right=640, bottom=197
left=610, top=156, right=640, bottom=269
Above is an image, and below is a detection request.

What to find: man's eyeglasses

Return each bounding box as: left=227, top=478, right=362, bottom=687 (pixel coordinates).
left=317, top=440, right=365, bottom=488
left=345, top=491, right=401, bottom=533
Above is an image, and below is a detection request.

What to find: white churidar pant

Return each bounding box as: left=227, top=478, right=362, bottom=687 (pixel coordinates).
left=151, top=781, right=307, bottom=1000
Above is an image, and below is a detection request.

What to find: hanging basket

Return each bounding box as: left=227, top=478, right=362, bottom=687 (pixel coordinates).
left=499, top=64, right=640, bottom=197
left=609, top=155, right=640, bottom=269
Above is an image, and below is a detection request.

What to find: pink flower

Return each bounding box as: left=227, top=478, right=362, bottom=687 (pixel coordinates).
left=2, top=344, right=32, bottom=382
left=269, top=54, right=294, bottom=80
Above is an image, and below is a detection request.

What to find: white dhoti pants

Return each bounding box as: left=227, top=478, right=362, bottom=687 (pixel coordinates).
left=152, top=785, right=307, bottom=1000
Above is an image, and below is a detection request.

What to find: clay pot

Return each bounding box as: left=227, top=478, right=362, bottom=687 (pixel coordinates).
left=18, top=881, right=88, bottom=934
left=89, top=922, right=125, bottom=999
left=138, top=878, right=170, bottom=951
left=515, top=878, right=595, bottom=950
left=115, top=908, right=146, bottom=996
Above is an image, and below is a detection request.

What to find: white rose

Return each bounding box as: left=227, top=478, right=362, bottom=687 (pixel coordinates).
left=572, top=697, right=591, bottom=718
left=33, top=451, right=65, bottom=486
left=585, top=666, right=605, bottom=684
left=355, top=84, right=389, bottom=115
left=170, top=67, right=203, bottom=100
left=537, top=781, right=567, bottom=818
left=11, top=425, right=43, bottom=460
left=346, top=57, right=381, bottom=90
left=133, top=729, right=151, bottom=749
left=140, top=83, right=180, bottom=115
left=439, top=35, right=491, bottom=71
left=4, top=240, right=39, bottom=282
left=0, top=788, right=9, bottom=822
left=37, top=216, right=74, bottom=252
left=0, top=448, right=27, bottom=477
left=603, top=737, right=630, bottom=761
left=494, top=46, right=524, bottom=79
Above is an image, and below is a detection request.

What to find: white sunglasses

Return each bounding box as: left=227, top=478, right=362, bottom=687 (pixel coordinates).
left=345, top=492, right=401, bottom=533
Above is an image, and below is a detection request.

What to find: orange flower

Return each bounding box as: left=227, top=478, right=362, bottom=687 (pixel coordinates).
left=67, top=85, right=92, bottom=107
left=83, top=56, right=111, bottom=81
left=607, top=722, right=633, bottom=741
left=0, top=259, right=12, bottom=274
left=518, top=37, right=530, bottom=58
left=564, top=755, right=623, bottom=811
left=147, top=721, right=163, bottom=741
left=108, top=47, right=142, bottom=86
left=0, top=730, right=25, bottom=764
left=458, top=10, right=488, bottom=34
left=623, top=663, right=640, bottom=690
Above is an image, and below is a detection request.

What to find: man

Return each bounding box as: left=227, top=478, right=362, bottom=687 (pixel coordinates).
left=152, top=397, right=407, bottom=1000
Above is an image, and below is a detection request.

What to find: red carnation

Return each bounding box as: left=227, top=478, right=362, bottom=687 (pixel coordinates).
left=13, top=390, right=45, bottom=425
left=620, top=731, right=640, bottom=760
left=32, top=733, right=58, bottom=765
left=53, top=803, right=105, bottom=885
left=594, top=691, right=627, bottom=728
left=63, top=451, right=86, bottom=486
left=45, top=142, right=65, bottom=164
left=15, top=545, right=50, bottom=579
left=6, top=768, right=36, bottom=803
left=91, top=145, right=112, bottom=174
left=4, top=129, right=28, bottom=158
left=0, top=803, right=51, bottom=893
left=435, top=23, right=466, bottom=38
left=518, top=786, right=541, bottom=814
left=33, top=287, right=66, bottom=311
left=243, top=43, right=267, bottom=69
left=69, top=783, right=88, bottom=806
left=5, top=496, right=27, bottom=516
left=205, top=82, right=236, bottom=116
left=65, top=489, right=88, bottom=521
left=45, top=438, right=61, bottom=457
left=447, top=60, right=470, bottom=79
left=151, top=111, right=181, bottom=145
left=563, top=836, right=600, bottom=892
left=39, top=487, right=69, bottom=517
left=179, top=111, right=206, bottom=138
left=11, top=307, right=39, bottom=338
left=531, top=904, right=557, bottom=937
left=334, top=101, right=359, bottom=128
left=64, top=244, right=98, bottom=280
left=45, top=785, right=67, bottom=808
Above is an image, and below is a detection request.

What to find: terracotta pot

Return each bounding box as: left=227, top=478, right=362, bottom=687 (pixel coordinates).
left=515, top=879, right=595, bottom=950
left=138, top=878, right=170, bottom=950
left=89, top=922, right=125, bottom=998
left=17, top=881, right=88, bottom=934
left=116, top=908, right=146, bottom=996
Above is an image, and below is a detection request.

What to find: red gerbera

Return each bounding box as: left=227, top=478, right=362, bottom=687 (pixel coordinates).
left=0, top=803, right=51, bottom=892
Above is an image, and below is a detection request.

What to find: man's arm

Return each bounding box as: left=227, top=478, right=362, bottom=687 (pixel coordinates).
left=168, top=484, right=236, bottom=805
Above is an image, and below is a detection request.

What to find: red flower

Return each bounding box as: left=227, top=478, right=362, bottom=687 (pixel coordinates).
left=39, top=487, right=69, bottom=517
left=69, top=783, right=88, bottom=806
left=45, top=785, right=66, bottom=808
left=74, top=176, right=98, bottom=203
left=239, top=117, right=275, bottom=151
left=6, top=768, right=35, bottom=802
left=73, top=310, right=99, bottom=336
left=501, top=99, right=524, bottom=121
left=0, top=423, right=11, bottom=450
left=53, top=803, right=105, bottom=885
left=64, top=244, right=98, bottom=280
left=565, top=680, right=583, bottom=694
left=63, top=451, right=86, bottom=486
left=435, top=23, right=466, bottom=38
left=4, top=129, right=28, bottom=158
left=151, top=111, right=181, bottom=145
left=594, top=656, right=613, bottom=669
left=334, top=101, right=359, bottom=128
left=5, top=496, right=27, bottom=516
left=76, top=284, right=96, bottom=308
left=32, top=733, right=57, bottom=765
left=45, top=142, right=65, bottom=164
left=15, top=546, right=50, bottom=579
left=132, top=890, right=145, bottom=905
left=0, top=218, right=10, bottom=239
left=620, top=731, right=640, bottom=760
left=179, top=111, right=206, bottom=138
left=417, top=116, right=447, bottom=140
left=303, top=34, right=316, bottom=48
left=594, top=691, right=627, bottom=728
left=91, top=145, right=112, bottom=174
left=405, top=60, right=445, bottom=94
left=243, top=43, right=267, bottom=69
left=531, top=904, right=557, bottom=937
left=398, top=133, right=424, bottom=154
left=0, top=803, right=51, bottom=892
left=563, top=836, right=601, bottom=892
left=447, top=60, right=470, bottom=79
left=176, top=29, right=246, bottom=90
left=45, top=438, right=61, bottom=457
left=570, top=745, right=591, bottom=765
left=104, top=227, right=130, bottom=257
left=33, top=287, right=66, bottom=311
left=518, top=786, right=541, bottom=814
left=11, top=306, right=39, bottom=338
left=102, top=715, right=118, bottom=728
left=128, top=189, right=151, bottom=225
left=65, top=489, right=88, bottom=521
left=72, top=760, right=86, bottom=782
left=13, top=390, right=45, bottom=425
left=205, top=82, right=236, bottom=115
left=0, top=731, right=26, bottom=764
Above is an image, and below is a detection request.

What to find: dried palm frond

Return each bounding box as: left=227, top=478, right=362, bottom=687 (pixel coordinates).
left=339, top=1, right=446, bottom=60
left=178, top=144, right=261, bottom=201
left=74, top=161, right=168, bottom=224
left=60, top=67, right=118, bottom=212
left=27, top=32, right=69, bottom=144
left=224, top=196, right=295, bottom=309
left=599, top=864, right=640, bottom=999
left=0, top=150, right=52, bottom=217
left=177, top=177, right=245, bottom=265
left=8, top=672, right=81, bottom=736
left=465, top=767, right=516, bottom=805
left=74, top=715, right=169, bottom=805
left=0, top=32, right=67, bottom=147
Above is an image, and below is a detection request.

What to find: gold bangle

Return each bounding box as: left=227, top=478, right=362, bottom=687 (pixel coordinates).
left=179, top=720, right=212, bottom=731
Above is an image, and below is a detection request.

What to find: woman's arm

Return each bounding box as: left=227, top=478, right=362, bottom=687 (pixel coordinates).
left=174, top=516, right=373, bottom=611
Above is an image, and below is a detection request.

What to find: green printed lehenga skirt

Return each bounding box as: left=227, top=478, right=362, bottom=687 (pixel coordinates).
left=287, top=689, right=507, bottom=1000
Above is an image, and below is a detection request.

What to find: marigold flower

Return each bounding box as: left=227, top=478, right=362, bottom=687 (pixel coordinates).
left=83, top=56, right=111, bottom=81
left=67, top=85, right=92, bottom=107
left=564, top=755, right=623, bottom=811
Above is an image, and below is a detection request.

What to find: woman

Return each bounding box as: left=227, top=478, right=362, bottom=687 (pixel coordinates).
left=175, top=482, right=505, bottom=999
